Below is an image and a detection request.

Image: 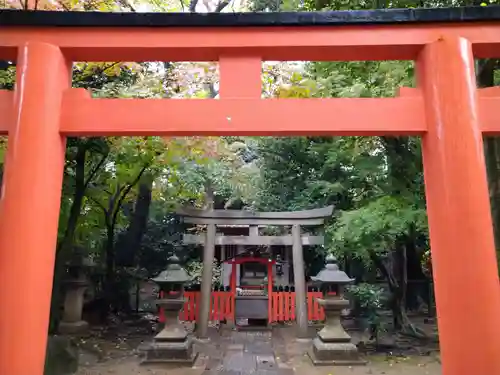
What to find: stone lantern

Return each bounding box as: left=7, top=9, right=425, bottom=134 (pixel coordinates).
left=139, top=255, right=197, bottom=365
left=58, top=252, right=93, bottom=334
left=308, top=254, right=365, bottom=366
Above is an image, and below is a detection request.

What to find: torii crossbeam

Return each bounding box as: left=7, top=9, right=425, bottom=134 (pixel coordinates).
left=0, top=7, right=500, bottom=375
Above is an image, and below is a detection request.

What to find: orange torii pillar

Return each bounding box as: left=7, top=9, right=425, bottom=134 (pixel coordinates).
left=0, top=42, right=70, bottom=375
left=417, top=36, right=500, bottom=375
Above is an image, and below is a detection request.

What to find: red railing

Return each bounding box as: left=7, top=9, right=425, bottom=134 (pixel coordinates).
left=158, top=290, right=324, bottom=323
left=158, top=291, right=233, bottom=323
left=269, top=291, right=325, bottom=322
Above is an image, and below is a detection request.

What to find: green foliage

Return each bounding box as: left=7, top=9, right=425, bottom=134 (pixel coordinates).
left=0, top=64, right=14, bottom=90
left=185, top=259, right=222, bottom=287
left=346, top=283, right=386, bottom=337
left=309, top=61, right=414, bottom=99
left=347, top=283, right=385, bottom=311
left=329, top=196, right=428, bottom=265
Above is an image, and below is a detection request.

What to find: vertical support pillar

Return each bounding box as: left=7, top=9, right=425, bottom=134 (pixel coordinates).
left=292, top=224, right=308, bottom=338
left=197, top=223, right=216, bottom=339
left=418, top=36, right=500, bottom=375
left=220, top=244, right=226, bottom=287
left=249, top=224, right=259, bottom=237
left=231, top=261, right=237, bottom=321
left=0, top=42, right=70, bottom=375
left=267, top=261, right=273, bottom=323
left=219, top=55, right=261, bottom=98
left=230, top=261, right=237, bottom=292
left=218, top=56, right=261, bottom=328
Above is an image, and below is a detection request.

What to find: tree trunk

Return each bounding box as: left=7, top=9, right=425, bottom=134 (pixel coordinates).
left=50, top=144, right=88, bottom=332
left=369, top=251, right=427, bottom=339
left=113, top=173, right=154, bottom=313
left=100, top=165, right=150, bottom=320
left=405, top=236, right=428, bottom=311
left=102, top=220, right=116, bottom=321
left=117, top=173, right=154, bottom=266
left=477, top=59, right=500, bottom=263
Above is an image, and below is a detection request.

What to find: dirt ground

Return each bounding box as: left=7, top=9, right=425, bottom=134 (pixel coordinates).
left=294, top=354, right=441, bottom=375
left=73, top=320, right=441, bottom=375
left=75, top=355, right=441, bottom=375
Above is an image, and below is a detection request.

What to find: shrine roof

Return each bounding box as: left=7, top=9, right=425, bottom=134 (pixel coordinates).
left=0, top=6, right=499, bottom=28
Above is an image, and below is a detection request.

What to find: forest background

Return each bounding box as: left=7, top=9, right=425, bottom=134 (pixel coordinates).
left=1, top=0, right=498, bottom=342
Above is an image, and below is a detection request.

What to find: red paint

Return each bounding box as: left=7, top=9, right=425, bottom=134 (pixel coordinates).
left=269, top=292, right=324, bottom=322
left=158, top=291, right=325, bottom=323
left=417, top=37, right=500, bottom=375
left=0, top=42, right=70, bottom=375
left=159, top=291, right=233, bottom=322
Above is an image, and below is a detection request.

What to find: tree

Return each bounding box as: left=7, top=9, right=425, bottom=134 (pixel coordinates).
left=250, top=0, right=440, bottom=339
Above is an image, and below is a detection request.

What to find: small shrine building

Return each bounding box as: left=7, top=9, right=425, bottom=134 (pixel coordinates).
left=176, top=205, right=334, bottom=338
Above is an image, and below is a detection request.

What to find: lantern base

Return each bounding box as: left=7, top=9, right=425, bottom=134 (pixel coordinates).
left=308, top=338, right=366, bottom=366
left=139, top=337, right=198, bottom=365
left=58, top=320, right=89, bottom=334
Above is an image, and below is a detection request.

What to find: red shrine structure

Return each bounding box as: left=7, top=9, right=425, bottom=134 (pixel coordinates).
left=1, top=6, right=500, bottom=375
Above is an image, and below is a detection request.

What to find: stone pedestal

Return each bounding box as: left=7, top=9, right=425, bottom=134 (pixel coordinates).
left=59, top=279, right=89, bottom=334
left=308, top=298, right=366, bottom=366
left=139, top=299, right=197, bottom=365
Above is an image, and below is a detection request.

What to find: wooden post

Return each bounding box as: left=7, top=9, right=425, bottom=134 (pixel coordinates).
left=231, top=261, right=237, bottom=321
left=267, top=260, right=273, bottom=323
left=230, top=261, right=237, bottom=292
left=249, top=225, right=259, bottom=237
left=220, top=244, right=226, bottom=286
left=292, top=224, right=308, bottom=338
left=0, top=42, right=70, bottom=375
left=418, top=36, right=500, bottom=375
left=197, top=223, right=216, bottom=339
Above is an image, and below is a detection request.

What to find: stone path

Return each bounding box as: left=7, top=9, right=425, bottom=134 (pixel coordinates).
left=198, top=330, right=295, bottom=375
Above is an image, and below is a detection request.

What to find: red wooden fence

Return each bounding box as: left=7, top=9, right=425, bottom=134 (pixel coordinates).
left=158, top=291, right=233, bottom=323
left=269, top=291, right=325, bottom=322
left=158, top=291, right=325, bottom=323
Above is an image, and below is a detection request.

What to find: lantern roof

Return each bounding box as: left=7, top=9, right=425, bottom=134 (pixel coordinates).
left=151, top=255, right=191, bottom=285
left=310, top=254, right=354, bottom=285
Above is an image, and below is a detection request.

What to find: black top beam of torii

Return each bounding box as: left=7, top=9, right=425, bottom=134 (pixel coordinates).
left=1, top=7, right=500, bottom=27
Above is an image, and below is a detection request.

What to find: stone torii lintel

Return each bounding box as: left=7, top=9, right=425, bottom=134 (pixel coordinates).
left=175, top=205, right=334, bottom=226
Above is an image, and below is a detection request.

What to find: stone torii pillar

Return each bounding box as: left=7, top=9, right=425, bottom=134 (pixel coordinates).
left=197, top=223, right=216, bottom=339
left=292, top=224, right=308, bottom=338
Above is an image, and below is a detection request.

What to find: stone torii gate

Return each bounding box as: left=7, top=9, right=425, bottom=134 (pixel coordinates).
left=1, top=6, right=500, bottom=375
left=177, top=206, right=334, bottom=338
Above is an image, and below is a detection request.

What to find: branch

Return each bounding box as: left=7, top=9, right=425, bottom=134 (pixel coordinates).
left=208, top=82, right=219, bottom=98
left=214, top=0, right=231, bottom=12
left=110, top=164, right=151, bottom=231
left=87, top=195, right=109, bottom=216
left=83, top=153, right=109, bottom=190
left=119, top=0, right=137, bottom=11
left=189, top=0, right=198, bottom=11
left=189, top=0, right=230, bottom=13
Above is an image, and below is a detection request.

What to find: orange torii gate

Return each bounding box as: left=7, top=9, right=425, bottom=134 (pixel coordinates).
left=1, top=6, right=500, bottom=375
